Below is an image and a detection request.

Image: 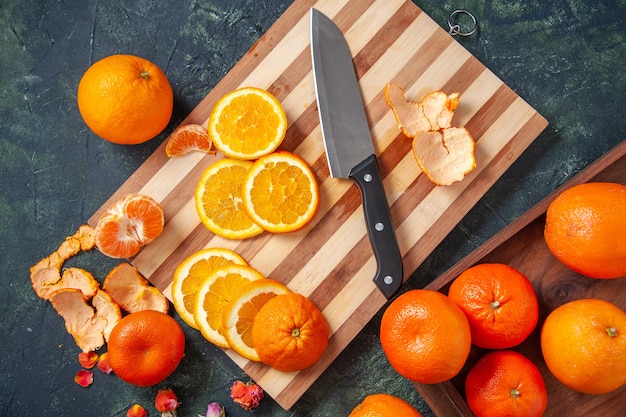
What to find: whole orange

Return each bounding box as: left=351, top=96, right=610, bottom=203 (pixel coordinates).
left=465, top=350, right=548, bottom=417
left=380, top=289, right=471, bottom=384
left=348, top=393, right=423, bottom=417
left=251, top=293, right=329, bottom=372
left=544, top=182, right=626, bottom=279
left=540, top=298, right=626, bottom=394
left=77, top=54, right=173, bottom=145
left=107, top=310, right=185, bottom=386
left=448, top=263, right=539, bottom=349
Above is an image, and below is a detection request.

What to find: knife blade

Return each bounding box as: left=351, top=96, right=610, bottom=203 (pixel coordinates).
left=310, top=8, right=403, bottom=299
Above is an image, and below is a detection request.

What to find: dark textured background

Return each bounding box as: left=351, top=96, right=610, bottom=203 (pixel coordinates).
left=1, top=0, right=624, bottom=416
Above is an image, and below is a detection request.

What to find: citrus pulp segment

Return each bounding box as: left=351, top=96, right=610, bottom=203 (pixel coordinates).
left=242, top=151, right=320, bottom=233
left=171, top=248, right=248, bottom=329
left=193, top=264, right=265, bottom=348
left=165, top=123, right=213, bottom=157
left=207, top=87, right=287, bottom=160
left=221, top=278, right=291, bottom=361
left=194, top=158, right=264, bottom=239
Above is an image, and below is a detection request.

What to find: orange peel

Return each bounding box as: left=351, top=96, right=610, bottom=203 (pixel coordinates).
left=385, top=82, right=476, bottom=186
left=103, top=262, right=169, bottom=314
left=49, top=288, right=122, bottom=352
left=30, top=225, right=96, bottom=299
left=412, top=127, right=476, bottom=186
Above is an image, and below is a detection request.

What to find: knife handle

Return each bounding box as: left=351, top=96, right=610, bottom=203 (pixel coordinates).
left=349, top=154, right=404, bottom=299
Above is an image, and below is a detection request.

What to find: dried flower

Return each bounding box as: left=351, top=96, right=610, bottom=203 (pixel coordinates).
left=74, top=369, right=94, bottom=387
left=230, top=380, right=263, bottom=410
left=204, top=401, right=226, bottom=417
left=127, top=404, right=148, bottom=417
left=78, top=351, right=99, bottom=369
left=155, top=388, right=181, bottom=417
left=96, top=352, right=113, bottom=374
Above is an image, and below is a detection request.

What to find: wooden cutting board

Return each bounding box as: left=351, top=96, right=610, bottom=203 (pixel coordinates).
left=414, top=139, right=626, bottom=417
left=89, top=0, right=548, bottom=409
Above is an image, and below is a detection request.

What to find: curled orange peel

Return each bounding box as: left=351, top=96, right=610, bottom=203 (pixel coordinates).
left=30, top=225, right=97, bottom=300
left=49, top=288, right=121, bottom=352
left=385, top=82, right=476, bottom=186
left=103, top=262, right=169, bottom=314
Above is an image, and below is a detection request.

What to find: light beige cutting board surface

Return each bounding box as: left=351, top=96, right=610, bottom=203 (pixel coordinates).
left=89, top=0, right=548, bottom=409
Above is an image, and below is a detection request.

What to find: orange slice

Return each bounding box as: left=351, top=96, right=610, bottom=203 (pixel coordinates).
left=172, top=248, right=248, bottom=329
left=242, top=151, right=319, bottom=233
left=194, top=158, right=263, bottom=239
left=193, top=264, right=264, bottom=348
left=94, top=193, right=164, bottom=258
left=207, top=87, right=287, bottom=160
left=165, top=123, right=214, bottom=157
left=221, top=278, right=291, bottom=361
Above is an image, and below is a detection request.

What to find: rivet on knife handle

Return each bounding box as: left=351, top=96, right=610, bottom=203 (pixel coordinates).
left=349, top=154, right=403, bottom=299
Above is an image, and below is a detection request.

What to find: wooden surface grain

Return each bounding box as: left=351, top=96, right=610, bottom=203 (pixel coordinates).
left=415, top=139, right=626, bottom=417
left=88, top=0, right=547, bottom=409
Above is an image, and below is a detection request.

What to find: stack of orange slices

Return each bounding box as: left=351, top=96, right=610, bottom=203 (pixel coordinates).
left=171, top=247, right=329, bottom=371
left=190, top=87, right=320, bottom=239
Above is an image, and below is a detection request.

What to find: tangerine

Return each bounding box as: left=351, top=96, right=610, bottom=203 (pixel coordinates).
left=77, top=54, right=173, bottom=145
left=465, top=350, right=548, bottom=417
left=448, top=263, right=539, bottom=349
left=380, top=289, right=471, bottom=384
left=252, top=293, right=329, bottom=372
left=221, top=278, right=291, bottom=361
left=540, top=298, right=626, bottom=394
left=348, top=393, right=423, bottom=417
left=544, top=182, right=626, bottom=279
left=94, top=193, right=165, bottom=259
left=107, top=310, right=185, bottom=387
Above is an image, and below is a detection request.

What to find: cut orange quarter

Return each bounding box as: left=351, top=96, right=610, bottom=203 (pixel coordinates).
left=194, top=158, right=263, bottom=239
left=242, top=151, right=319, bottom=233
left=207, top=87, right=287, bottom=160
left=193, top=264, right=264, bottom=348
left=94, top=193, right=164, bottom=258
left=222, top=278, right=291, bottom=361
left=171, top=248, right=247, bottom=330
left=165, top=123, right=214, bottom=157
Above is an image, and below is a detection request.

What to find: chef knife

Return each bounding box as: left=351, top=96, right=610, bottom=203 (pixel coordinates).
left=310, top=8, right=403, bottom=299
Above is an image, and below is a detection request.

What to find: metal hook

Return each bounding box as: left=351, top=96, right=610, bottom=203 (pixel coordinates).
left=447, top=9, right=477, bottom=37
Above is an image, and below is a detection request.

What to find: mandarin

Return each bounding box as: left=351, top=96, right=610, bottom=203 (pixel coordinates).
left=348, top=393, right=423, bottom=417
left=540, top=298, right=626, bottom=394
left=465, top=350, right=548, bottom=417
left=544, top=182, right=626, bottom=279
left=252, top=293, right=329, bottom=372
left=107, top=310, right=185, bottom=387
left=222, top=278, right=291, bottom=361
left=77, top=54, right=173, bottom=145
left=448, top=263, right=539, bottom=349
left=380, top=289, right=471, bottom=384
left=94, top=193, right=164, bottom=259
